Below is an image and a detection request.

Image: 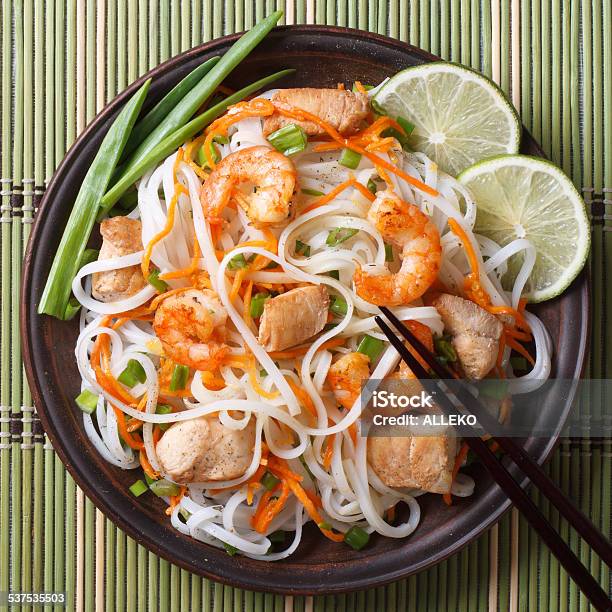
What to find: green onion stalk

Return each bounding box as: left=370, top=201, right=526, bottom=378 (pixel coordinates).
left=38, top=79, right=151, bottom=319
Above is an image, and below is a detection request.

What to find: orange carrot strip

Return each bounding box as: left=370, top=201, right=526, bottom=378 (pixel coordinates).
left=267, top=456, right=303, bottom=482
left=322, top=434, right=335, bottom=470
left=301, top=178, right=358, bottom=214
left=273, top=104, right=438, bottom=197
left=286, top=378, right=317, bottom=419
left=141, top=183, right=188, bottom=279
left=353, top=81, right=367, bottom=94
left=159, top=233, right=202, bottom=281
left=443, top=441, right=470, bottom=506
left=139, top=449, right=159, bottom=480
left=505, top=335, right=536, bottom=366
left=112, top=406, right=144, bottom=450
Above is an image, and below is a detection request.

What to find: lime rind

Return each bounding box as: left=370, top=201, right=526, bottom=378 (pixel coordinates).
left=373, top=61, right=521, bottom=175
left=458, top=154, right=590, bottom=303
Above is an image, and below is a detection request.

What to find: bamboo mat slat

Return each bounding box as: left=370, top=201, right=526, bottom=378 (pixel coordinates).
left=0, top=1, right=610, bottom=610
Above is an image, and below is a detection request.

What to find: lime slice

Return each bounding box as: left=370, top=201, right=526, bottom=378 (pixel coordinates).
left=458, top=155, right=590, bottom=302
left=373, top=62, right=521, bottom=175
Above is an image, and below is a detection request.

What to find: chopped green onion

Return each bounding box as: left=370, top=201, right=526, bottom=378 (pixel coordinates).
left=227, top=253, right=249, bottom=270
left=156, top=404, right=173, bottom=431
left=367, top=178, right=377, bottom=194
left=259, top=368, right=267, bottom=377
left=144, top=473, right=156, bottom=486
left=479, top=379, right=510, bottom=401
left=357, top=334, right=384, bottom=362
left=75, top=389, right=99, bottom=414
left=344, top=526, right=370, bottom=550
left=326, top=270, right=340, bottom=280
left=330, top=296, right=348, bottom=317
left=118, top=359, right=147, bottom=388
left=267, top=123, right=308, bottom=156
left=129, top=479, right=148, bottom=497
left=250, top=293, right=271, bottom=318
left=261, top=471, right=280, bottom=491
left=223, top=542, right=238, bottom=556
left=196, top=139, right=221, bottom=168
left=169, top=364, right=190, bottom=392
left=317, top=521, right=332, bottom=530
left=147, top=269, right=169, bottom=293
left=323, top=323, right=338, bottom=332
left=510, top=356, right=528, bottom=371
left=384, top=242, right=394, bottom=262
left=38, top=79, right=151, bottom=319
left=268, top=531, right=286, bottom=544
left=122, top=58, right=221, bottom=159
left=179, top=508, right=191, bottom=521
left=397, top=116, right=415, bottom=136
left=213, top=134, right=229, bottom=145
left=149, top=479, right=181, bottom=497
left=338, top=148, right=362, bottom=169
left=301, top=188, right=324, bottom=197
left=434, top=335, right=457, bottom=364
left=326, top=227, right=358, bottom=247
left=295, top=239, right=311, bottom=257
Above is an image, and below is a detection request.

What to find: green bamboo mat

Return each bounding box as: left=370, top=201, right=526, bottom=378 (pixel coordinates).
left=0, top=1, right=610, bottom=610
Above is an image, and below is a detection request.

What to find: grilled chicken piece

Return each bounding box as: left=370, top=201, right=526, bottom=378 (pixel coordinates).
left=156, top=416, right=256, bottom=484
left=92, top=216, right=146, bottom=302
left=263, top=88, right=369, bottom=138
left=432, top=293, right=503, bottom=380
left=327, top=352, right=370, bottom=410
left=258, top=285, right=329, bottom=352
left=368, top=434, right=456, bottom=493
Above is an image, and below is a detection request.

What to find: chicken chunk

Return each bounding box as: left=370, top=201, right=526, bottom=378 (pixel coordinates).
left=368, top=434, right=457, bottom=493
left=263, top=88, right=369, bottom=138
left=327, top=352, right=370, bottom=410
left=156, top=416, right=256, bottom=484
left=432, top=293, right=503, bottom=380
left=92, top=216, right=146, bottom=302
left=258, top=285, right=329, bottom=352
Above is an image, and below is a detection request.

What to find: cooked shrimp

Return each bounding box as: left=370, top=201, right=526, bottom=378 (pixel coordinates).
left=153, top=289, right=228, bottom=371
left=354, top=190, right=441, bottom=306
left=327, top=352, right=370, bottom=410
left=200, top=145, right=297, bottom=226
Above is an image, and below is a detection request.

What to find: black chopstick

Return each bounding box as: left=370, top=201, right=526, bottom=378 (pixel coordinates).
left=379, top=306, right=612, bottom=567
left=374, top=312, right=612, bottom=612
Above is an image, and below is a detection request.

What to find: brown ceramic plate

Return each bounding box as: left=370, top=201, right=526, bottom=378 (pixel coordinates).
left=21, top=26, right=588, bottom=595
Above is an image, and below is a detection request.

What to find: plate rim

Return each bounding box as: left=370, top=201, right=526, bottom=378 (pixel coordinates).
left=20, top=24, right=590, bottom=595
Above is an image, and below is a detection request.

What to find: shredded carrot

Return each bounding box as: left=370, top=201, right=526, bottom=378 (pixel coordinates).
left=286, top=378, right=317, bottom=419
left=204, top=99, right=275, bottom=168
left=301, top=177, right=372, bottom=215
left=141, top=183, right=188, bottom=279
left=139, top=449, right=159, bottom=480
left=152, top=426, right=163, bottom=445
left=268, top=336, right=345, bottom=359
left=443, top=442, right=470, bottom=505
left=273, top=103, right=438, bottom=198
left=229, top=267, right=248, bottom=301
left=243, top=280, right=254, bottom=329
left=252, top=480, right=291, bottom=533
left=386, top=504, right=396, bottom=523
left=505, top=335, right=536, bottom=366
left=159, top=233, right=202, bottom=281
left=247, top=356, right=279, bottom=399
left=322, top=434, right=335, bottom=470
left=112, top=406, right=144, bottom=450
left=267, top=456, right=303, bottom=482
left=353, top=81, right=367, bottom=94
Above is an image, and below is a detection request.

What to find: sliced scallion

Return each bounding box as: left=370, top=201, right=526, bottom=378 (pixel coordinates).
left=357, top=334, right=384, bottom=362
left=227, top=253, right=249, bottom=270
left=367, top=178, right=377, bottom=194
left=129, top=479, right=148, bottom=497
left=384, top=242, right=394, bottom=262
left=118, top=359, right=147, bottom=388
left=434, top=335, right=457, bottom=364
left=330, top=296, right=348, bottom=317
left=223, top=542, right=238, bottom=556
left=301, top=188, right=324, bottom=197
left=338, top=148, right=362, bottom=169
left=344, top=525, right=370, bottom=550
left=261, top=471, right=280, bottom=491
left=250, top=293, right=271, bottom=318
left=267, top=123, right=307, bottom=156
left=196, top=139, right=221, bottom=168
left=147, top=269, right=168, bottom=293
left=169, top=364, right=190, bottom=392
left=326, top=227, right=358, bottom=247
left=156, top=404, right=173, bottom=431
left=397, top=115, right=415, bottom=136
left=75, top=389, right=99, bottom=414
left=326, top=270, right=340, bottom=280
left=149, top=479, right=181, bottom=497
left=295, top=239, right=311, bottom=257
